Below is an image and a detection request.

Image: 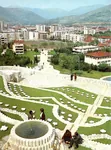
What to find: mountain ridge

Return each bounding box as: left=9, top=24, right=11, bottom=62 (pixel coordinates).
left=0, top=4, right=110, bottom=25
left=47, top=4, right=111, bottom=24
left=7, top=4, right=105, bottom=19
left=0, top=6, right=45, bottom=25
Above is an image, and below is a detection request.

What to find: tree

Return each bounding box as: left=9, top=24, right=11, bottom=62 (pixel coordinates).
left=98, top=63, right=111, bottom=72
left=51, top=54, right=59, bottom=65
left=34, top=55, right=39, bottom=64
left=89, top=39, right=99, bottom=46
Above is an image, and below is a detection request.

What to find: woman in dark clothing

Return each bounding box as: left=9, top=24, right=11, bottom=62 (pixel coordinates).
left=40, top=108, right=45, bottom=120
left=61, top=130, right=72, bottom=144
left=28, top=110, right=34, bottom=120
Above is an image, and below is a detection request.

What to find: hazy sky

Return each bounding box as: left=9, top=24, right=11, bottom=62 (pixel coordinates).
left=0, top=0, right=110, bottom=10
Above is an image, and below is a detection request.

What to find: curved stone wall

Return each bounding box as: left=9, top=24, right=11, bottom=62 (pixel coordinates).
left=5, top=120, right=55, bottom=150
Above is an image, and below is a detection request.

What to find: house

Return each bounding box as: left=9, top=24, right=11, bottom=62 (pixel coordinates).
left=12, top=40, right=24, bottom=54
left=98, top=36, right=111, bottom=43
left=84, top=36, right=94, bottom=43
left=85, top=51, right=111, bottom=66
left=73, top=45, right=99, bottom=54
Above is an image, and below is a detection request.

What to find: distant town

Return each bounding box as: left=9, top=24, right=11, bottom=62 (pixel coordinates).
left=0, top=21, right=111, bottom=69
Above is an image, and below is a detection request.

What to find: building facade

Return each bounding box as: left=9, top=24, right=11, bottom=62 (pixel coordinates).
left=73, top=46, right=99, bottom=54
left=12, top=40, right=24, bottom=54
left=85, top=51, right=111, bottom=66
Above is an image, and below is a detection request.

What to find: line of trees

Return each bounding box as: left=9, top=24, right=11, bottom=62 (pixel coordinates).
left=0, top=49, right=31, bottom=66
left=51, top=47, right=111, bottom=73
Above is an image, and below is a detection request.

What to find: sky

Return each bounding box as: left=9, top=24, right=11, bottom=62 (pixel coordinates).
left=0, top=0, right=110, bottom=10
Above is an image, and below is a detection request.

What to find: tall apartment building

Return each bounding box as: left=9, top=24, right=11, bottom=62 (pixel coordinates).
left=84, top=26, right=96, bottom=35
left=36, top=25, right=46, bottom=32
left=0, top=21, right=4, bottom=32
left=50, top=24, right=61, bottom=32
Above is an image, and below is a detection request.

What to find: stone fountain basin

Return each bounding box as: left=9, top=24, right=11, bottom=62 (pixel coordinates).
left=15, top=121, right=48, bottom=139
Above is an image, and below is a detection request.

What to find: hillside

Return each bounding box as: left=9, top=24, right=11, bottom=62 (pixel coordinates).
left=77, top=4, right=111, bottom=23
left=27, top=4, right=104, bottom=19
left=29, top=8, right=67, bottom=19
left=47, top=4, right=111, bottom=25
left=68, top=4, right=104, bottom=16
left=0, top=6, right=45, bottom=25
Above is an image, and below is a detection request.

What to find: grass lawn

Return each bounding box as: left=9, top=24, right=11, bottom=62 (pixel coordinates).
left=78, top=120, right=111, bottom=135
left=77, top=146, right=92, bottom=150
left=24, top=40, right=68, bottom=49
left=0, top=122, right=13, bottom=139
left=53, top=65, right=111, bottom=79
left=0, top=76, right=10, bottom=94
left=0, top=94, right=66, bottom=130
left=1, top=111, right=23, bottom=121
left=49, top=87, right=97, bottom=104
left=59, top=106, right=78, bottom=123
left=95, top=107, right=111, bottom=116
left=7, top=84, right=89, bottom=111
left=101, top=97, right=111, bottom=107
left=93, top=139, right=111, bottom=144
left=21, top=51, right=40, bottom=61
left=48, top=50, right=56, bottom=55
left=19, top=50, right=40, bottom=67
left=86, top=117, right=101, bottom=123
left=21, top=86, right=88, bottom=111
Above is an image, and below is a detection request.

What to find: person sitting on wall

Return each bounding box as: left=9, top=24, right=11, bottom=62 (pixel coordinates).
left=60, top=129, right=72, bottom=144
left=28, top=110, right=35, bottom=120
left=68, top=132, right=83, bottom=149
left=40, top=108, right=45, bottom=120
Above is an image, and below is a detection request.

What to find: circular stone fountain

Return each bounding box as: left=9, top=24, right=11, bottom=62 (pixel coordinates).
left=3, top=120, right=55, bottom=150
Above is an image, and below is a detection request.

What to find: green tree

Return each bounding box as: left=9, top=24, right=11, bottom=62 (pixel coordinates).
left=98, top=63, right=111, bottom=72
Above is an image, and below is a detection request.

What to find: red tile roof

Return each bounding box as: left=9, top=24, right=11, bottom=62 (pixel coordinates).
left=14, top=40, right=24, bottom=44
left=99, top=36, right=111, bottom=39
left=84, top=36, right=93, bottom=43
left=98, top=27, right=108, bottom=31
left=98, top=43, right=109, bottom=47
left=86, top=51, right=111, bottom=58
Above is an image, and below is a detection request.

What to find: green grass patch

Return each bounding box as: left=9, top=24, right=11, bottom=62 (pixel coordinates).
left=1, top=111, right=23, bottom=121
left=19, top=50, right=40, bottom=67
left=93, top=139, right=111, bottom=144
left=78, top=120, right=111, bottom=135
left=86, top=117, right=101, bottom=123
left=21, top=86, right=88, bottom=111
left=49, top=87, right=97, bottom=104
left=95, top=107, right=111, bottom=116
left=21, top=51, right=40, bottom=61
left=0, top=94, right=65, bottom=130
left=59, top=106, right=78, bottom=122
left=48, top=50, right=56, bottom=55
left=101, top=97, right=111, bottom=107
left=52, top=65, right=111, bottom=79
left=0, top=76, right=9, bottom=94
left=0, top=122, right=13, bottom=139
left=77, top=146, right=92, bottom=150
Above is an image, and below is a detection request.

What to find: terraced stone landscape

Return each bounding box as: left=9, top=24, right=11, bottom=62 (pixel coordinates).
left=0, top=50, right=111, bottom=150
